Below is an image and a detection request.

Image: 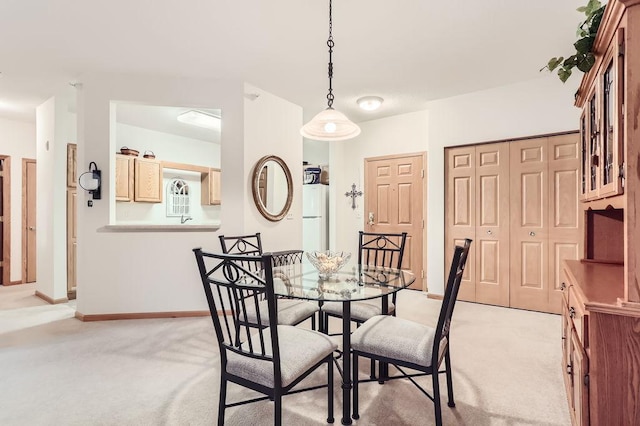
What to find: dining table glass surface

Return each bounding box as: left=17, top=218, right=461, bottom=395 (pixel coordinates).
left=271, top=258, right=415, bottom=302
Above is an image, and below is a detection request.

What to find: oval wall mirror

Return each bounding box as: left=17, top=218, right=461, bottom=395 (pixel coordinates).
left=251, top=155, right=293, bottom=222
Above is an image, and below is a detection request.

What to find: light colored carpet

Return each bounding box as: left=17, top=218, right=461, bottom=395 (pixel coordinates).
left=0, top=290, right=570, bottom=425
left=0, top=283, right=48, bottom=309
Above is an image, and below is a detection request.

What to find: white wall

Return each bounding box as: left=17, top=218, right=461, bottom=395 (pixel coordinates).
left=35, top=89, right=76, bottom=300
left=243, top=83, right=303, bottom=252
left=330, top=110, right=429, bottom=259
left=71, top=74, right=303, bottom=315
left=303, top=139, right=329, bottom=165
left=75, top=73, right=246, bottom=315
left=114, top=122, right=221, bottom=225
left=330, top=76, right=580, bottom=296
left=0, top=117, right=36, bottom=282
left=425, top=76, right=580, bottom=295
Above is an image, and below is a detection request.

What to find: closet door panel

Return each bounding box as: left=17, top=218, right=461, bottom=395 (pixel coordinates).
left=510, top=138, right=549, bottom=312
left=445, top=146, right=476, bottom=301
left=475, top=142, right=510, bottom=307
left=548, top=133, right=582, bottom=314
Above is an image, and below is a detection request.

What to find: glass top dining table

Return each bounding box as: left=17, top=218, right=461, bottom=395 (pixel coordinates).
left=271, top=258, right=415, bottom=425
left=271, top=260, right=415, bottom=302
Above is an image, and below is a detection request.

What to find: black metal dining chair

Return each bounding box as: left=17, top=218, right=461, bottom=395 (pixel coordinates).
left=193, top=248, right=337, bottom=426
left=321, top=231, right=408, bottom=330
left=219, top=233, right=319, bottom=329
left=350, top=238, right=472, bottom=426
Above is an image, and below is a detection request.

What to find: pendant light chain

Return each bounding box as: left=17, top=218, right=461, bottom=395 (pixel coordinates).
left=326, top=0, right=335, bottom=109
left=299, top=0, right=360, bottom=141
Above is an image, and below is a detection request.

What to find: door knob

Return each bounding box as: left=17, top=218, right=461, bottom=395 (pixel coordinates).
left=368, top=212, right=375, bottom=226
left=28, top=226, right=35, bottom=231
left=529, top=231, right=536, bottom=237
left=487, top=230, right=492, bottom=235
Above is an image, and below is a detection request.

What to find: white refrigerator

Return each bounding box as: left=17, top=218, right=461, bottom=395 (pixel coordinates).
left=303, top=184, right=328, bottom=252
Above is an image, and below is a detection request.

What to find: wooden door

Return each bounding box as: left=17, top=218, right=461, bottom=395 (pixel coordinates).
left=475, top=143, right=510, bottom=306
left=548, top=134, right=581, bottom=314
left=67, top=144, right=77, bottom=297
left=445, top=146, right=476, bottom=301
left=509, top=138, right=549, bottom=311
left=67, top=144, right=77, bottom=188
left=23, top=159, right=36, bottom=283
left=67, top=189, right=77, bottom=295
left=0, top=157, right=8, bottom=285
left=364, top=153, right=425, bottom=291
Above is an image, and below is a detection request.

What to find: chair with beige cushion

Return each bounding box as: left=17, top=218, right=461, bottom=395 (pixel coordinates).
left=219, top=233, right=319, bottom=329
left=350, top=238, right=472, bottom=426
left=193, top=248, right=337, bottom=426
left=321, top=231, right=408, bottom=328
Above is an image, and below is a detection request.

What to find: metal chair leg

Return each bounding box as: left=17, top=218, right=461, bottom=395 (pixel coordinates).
left=369, top=359, right=376, bottom=380
left=445, top=350, right=455, bottom=407
left=217, top=376, right=227, bottom=426
left=352, top=354, right=360, bottom=420
left=328, top=357, right=335, bottom=423
left=433, top=371, right=442, bottom=426
left=274, top=391, right=282, bottom=426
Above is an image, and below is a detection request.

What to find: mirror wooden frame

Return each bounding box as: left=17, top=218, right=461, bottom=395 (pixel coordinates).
left=251, top=155, right=293, bottom=222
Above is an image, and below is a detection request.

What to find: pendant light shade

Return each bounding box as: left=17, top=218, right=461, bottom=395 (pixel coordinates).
left=301, top=0, right=360, bottom=142
left=301, top=108, right=361, bottom=141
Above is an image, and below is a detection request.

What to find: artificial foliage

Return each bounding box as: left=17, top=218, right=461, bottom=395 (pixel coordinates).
left=541, top=0, right=606, bottom=82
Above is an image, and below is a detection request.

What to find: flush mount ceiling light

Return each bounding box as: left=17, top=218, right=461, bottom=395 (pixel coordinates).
left=177, top=110, right=221, bottom=130
left=357, top=96, right=384, bottom=111
left=301, top=0, right=360, bottom=142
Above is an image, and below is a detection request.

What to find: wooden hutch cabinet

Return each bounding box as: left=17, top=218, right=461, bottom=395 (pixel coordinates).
left=562, top=1, right=640, bottom=425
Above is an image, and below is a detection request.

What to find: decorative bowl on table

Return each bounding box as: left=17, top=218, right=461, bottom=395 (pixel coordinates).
left=306, top=251, right=351, bottom=279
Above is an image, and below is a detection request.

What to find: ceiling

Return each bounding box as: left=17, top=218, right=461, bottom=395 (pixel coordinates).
left=116, top=104, right=221, bottom=143
left=0, top=0, right=586, bottom=128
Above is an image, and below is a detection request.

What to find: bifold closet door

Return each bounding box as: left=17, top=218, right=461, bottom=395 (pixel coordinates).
left=474, top=143, right=510, bottom=307
left=510, top=137, right=550, bottom=312
left=446, top=134, right=580, bottom=313
left=445, top=143, right=510, bottom=305
left=445, top=146, right=476, bottom=301
left=547, top=134, right=581, bottom=314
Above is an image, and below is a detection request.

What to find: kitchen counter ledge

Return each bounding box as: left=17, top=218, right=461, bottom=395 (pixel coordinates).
left=99, top=224, right=220, bottom=233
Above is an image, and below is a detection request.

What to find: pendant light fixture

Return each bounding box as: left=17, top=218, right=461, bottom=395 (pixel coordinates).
left=301, top=0, right=361, bottom=141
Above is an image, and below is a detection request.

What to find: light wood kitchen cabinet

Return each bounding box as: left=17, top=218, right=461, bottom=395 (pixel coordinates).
left=201, top=168, right=221, bottom=205
left=115, top=154, right=135, bottom=201
left=134, top=157, right=162, bottom=203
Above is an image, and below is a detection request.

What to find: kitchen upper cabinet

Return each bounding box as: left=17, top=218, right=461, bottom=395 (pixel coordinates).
left=134, top=157, right=162, bottom=203
left=201, top=168, right=221, bottom=205
left=115, top=154, right=135, bottom=202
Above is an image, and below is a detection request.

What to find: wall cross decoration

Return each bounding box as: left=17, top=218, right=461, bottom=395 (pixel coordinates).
left=345, top=183, right=363, bottom=210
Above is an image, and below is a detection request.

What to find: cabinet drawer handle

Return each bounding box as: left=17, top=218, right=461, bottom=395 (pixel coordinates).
left=569, top=307, right=576, bottom=319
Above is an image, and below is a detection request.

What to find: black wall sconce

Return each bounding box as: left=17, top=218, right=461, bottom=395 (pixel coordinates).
left=78, top=161, right=101, bottom=200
